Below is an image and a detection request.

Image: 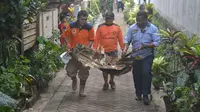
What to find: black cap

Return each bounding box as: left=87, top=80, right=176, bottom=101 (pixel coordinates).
left=105, top=12, right=115, bottom=19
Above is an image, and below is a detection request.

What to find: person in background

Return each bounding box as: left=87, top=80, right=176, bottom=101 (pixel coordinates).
left=59, top=15, right=67, bottom=35
left=139, top=4, right=146, bottom=11
left=61, top=4, right=70, bottom=16
left=93, top=12, right=124, bottom=90
left=61, top=3, right=75, bottom=26
left=58, top=15, right=67, bottom=46
left=116, top=0, right=124, bottom=12
left=123, top=11, right=160, bottom=105
left=100, top=0, right=107, bottom=18
left=61, top=10, right=95, bottom=97
left=144, top=0, right=146, bottom=4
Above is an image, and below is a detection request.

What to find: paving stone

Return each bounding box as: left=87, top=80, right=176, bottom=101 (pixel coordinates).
left=43, top=92, right=66, bottom=111
left=56, top=85, right=69, bottom=92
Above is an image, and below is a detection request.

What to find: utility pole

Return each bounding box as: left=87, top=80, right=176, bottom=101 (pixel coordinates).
left=148, top=0, right=150, bottom=4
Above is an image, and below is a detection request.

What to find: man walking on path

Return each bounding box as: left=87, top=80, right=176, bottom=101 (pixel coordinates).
left=116, top=0, right=124, bottom=12
left=93, top=12, right=124, bottom=90
left=61, top=10, right=95, bottom=97
left=139, top=4, right=146, bottom=11
left=123, top=11, right=160, bottom=105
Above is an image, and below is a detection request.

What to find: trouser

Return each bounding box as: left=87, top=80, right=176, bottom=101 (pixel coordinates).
left=132, top=55, right=154, bottom=96
left=66, top=56, right=89, bottom=81
left=103, top=50, right=118, bottom=76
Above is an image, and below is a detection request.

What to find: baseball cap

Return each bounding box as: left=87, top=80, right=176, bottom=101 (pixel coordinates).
left=105, top=12, right=115, bottom=19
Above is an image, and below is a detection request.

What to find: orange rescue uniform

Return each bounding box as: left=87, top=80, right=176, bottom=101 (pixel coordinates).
left=61, top=21, right=95, bottom=48
left=93, top=23, right=124, bottom=52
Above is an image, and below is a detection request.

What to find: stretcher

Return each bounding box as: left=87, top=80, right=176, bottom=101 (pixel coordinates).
left=67, top=45, right=140, bottom=76
left=60, top=45, right=153, bottom=100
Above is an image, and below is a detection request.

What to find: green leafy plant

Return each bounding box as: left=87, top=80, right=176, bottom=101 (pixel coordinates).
left=0, top=56, right=34, bottom=98
left=178, top=34, right=200, bottom=49
left=152, top=56, right=168, bottom=89
left=147, top=4, right=200, bottom=112
left=0, top=66, right=21, bottom=98
left=88, top=14, right=94, bottom=23
left=145, top=3, right=154, bottom=14
left=86, top=0, right=100, bottom=24
left=152, top=76, right=164, bottom=90
left=167, top=87, right=198, bottom=112
left=160, top=33, right=200, bottom=112
left=28, top=36, right=65, bottom=89
left=158, top=29, right=184, bottom=79
left=191, top=45, right=200, bottom=57
left=178, top=34, right=200, bottom=55
left=158, top=29, right=183, bottom=44
left=183, top=45, right=200, bottom=68
left=177, top=34, right=200, bottom=71
left=123, top=0, right=135, bottom=23
left=10, top=56, right=39, bottom=97
left=145, top=3, right=154, bottom=22
left=10, top=56, right=30, bottom=76
left=148, top=14, right=153, bottom=22
left=0, top=0, right=46, bottom=68
left=0, top=38, right=20, bottom=67
left=152, top=56, right=168, bottom=75
left=126, top=8, right=137, bottom=25
left=0, top=106, right=14, bottom=112
left=0, top=0, right=46, bottom=39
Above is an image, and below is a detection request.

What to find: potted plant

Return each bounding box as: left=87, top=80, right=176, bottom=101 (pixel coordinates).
left=152, top=76, right=163, bottom=90
left=163, top=95, right=174, bottom=112
left=152, top=56, right=168, bottom=90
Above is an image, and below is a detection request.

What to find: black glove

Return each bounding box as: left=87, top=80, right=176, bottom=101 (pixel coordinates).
left=121, top=51, right=127, bottom=58
left=141, top=43, right=148, bottom=49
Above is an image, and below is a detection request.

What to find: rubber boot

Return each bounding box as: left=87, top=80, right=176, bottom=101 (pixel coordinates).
left=109, top=74, right=116, bottom=90
left=72, top=77, right=77, bottom=91
left=103, top=72, right=109, bottom=90
left=79, top=85, right=86, bottom=97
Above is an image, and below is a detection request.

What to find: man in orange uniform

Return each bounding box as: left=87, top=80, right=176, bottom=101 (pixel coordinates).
left=93, top=12, right=124, bottom=90
left=61, top=10, right=95, bottom=97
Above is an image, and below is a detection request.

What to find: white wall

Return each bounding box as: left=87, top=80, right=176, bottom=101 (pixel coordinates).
left=150, top=0, right=200, bottom=37
left=39, top=8, right=58, bottom=39
left=134, top=0, right=146, bottom=4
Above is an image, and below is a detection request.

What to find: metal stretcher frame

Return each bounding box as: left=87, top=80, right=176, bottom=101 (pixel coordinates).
left=70, top=45, right=140, bottom=76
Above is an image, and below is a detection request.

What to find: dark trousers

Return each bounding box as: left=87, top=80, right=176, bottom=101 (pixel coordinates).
left=132, top=55, right=154, bottom=96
